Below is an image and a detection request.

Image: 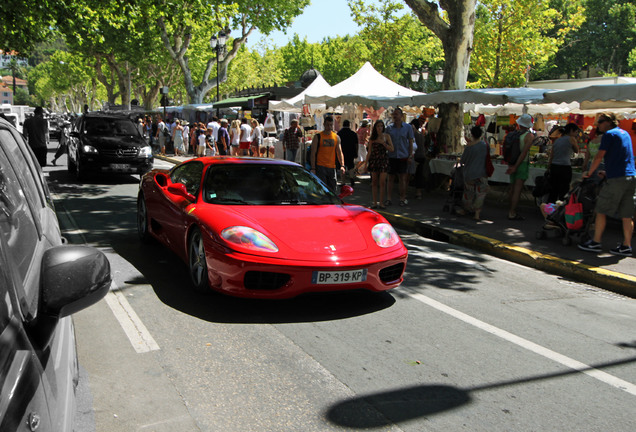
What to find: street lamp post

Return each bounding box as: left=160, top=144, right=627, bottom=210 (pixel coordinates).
left=210, top=31, right=228, bottom=117
left=410, top=67, right=430, bottom=92
left=435, top=69, right=444, bottom=84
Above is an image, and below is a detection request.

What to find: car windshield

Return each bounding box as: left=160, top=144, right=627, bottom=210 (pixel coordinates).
left=203, top=163, right=341, bottom=206
left=85, top=117, right=139, bottom=137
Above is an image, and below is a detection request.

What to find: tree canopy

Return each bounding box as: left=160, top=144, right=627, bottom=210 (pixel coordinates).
left=6, top=0, right=636, bottom=112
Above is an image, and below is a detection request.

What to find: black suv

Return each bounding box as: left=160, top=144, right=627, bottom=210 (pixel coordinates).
left=0, top=116, right=111, bottom=431
left=68, top=112, right=153, bottom=180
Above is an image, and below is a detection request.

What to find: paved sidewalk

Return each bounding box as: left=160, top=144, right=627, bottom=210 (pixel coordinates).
left=156, top=154, right=636, bottom=298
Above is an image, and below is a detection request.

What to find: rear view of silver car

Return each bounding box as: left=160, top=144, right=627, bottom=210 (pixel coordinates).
left=0, top=116, right=111, bottom=431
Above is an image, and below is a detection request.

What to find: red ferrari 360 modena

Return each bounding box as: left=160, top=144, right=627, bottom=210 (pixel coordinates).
left=137, top=157, right=408, bottom=299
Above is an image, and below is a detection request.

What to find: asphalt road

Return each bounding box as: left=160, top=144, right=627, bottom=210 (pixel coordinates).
left=44, top=156, right=636, bottom=432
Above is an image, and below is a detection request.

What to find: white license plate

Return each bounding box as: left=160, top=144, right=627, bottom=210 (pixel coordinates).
left=312, top=269, right=367, bottom=285
left=110, top=163, right=130, bottom=170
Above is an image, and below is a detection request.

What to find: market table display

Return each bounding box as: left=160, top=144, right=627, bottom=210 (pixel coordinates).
left=429, top=156, right=582, bottom=187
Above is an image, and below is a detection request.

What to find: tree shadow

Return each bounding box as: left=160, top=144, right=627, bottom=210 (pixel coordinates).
left=326, top=351, right=636, bottom=428
left=47, top=167, right=141, bottom=189
left=397, top=233, right=495, bottom=293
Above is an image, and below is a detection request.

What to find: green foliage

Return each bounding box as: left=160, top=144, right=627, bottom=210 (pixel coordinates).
left=470, top=0, right=572, bottom=87
left=13, top=88, right=32, bottom=105
left=28, top=37, right=69, bottom=67
left=314, top=36, right=367, bottom=84
left=0, top=0, right=57, bottom=54
left=219, top=42, right=286, bottom=100
left=548, top=0, right=636, bottom=78
left=348, top=0, right=443, bottom=84
left=28, top=50, right=105, bottom=111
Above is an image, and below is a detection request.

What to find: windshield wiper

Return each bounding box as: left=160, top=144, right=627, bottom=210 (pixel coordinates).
left=214, top=198, right=251, bottom=205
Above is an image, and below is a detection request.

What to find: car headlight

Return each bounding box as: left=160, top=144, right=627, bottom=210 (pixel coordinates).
left=139, top=146, right=153, bottom=158
left=81, top=144, right=98, bottom=154
left=221, top=226, right=279, bottom=253
left=371, top=223, right=400, bottom=248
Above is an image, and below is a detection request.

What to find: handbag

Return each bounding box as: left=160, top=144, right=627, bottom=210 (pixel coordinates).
left=565, top=194, right=584, bottom=230
left=485, top=150, right=494, bottom=177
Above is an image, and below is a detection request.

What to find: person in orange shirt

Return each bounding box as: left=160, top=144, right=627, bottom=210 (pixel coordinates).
left=310, top=116, right=345, bottom=192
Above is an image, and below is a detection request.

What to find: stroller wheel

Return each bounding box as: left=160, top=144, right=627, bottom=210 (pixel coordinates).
left=536, top=230, right=546, bottom=240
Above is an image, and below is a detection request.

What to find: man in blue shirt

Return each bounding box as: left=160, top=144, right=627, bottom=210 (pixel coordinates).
left=579, top=112, right=636, bottom=256
left=386, top=107, right=414, bottom=206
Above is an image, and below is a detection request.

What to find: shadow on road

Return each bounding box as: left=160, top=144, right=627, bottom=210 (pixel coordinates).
left=114, top=238, right=398, bottom=324
left=325, top=353, right=636, bottom=428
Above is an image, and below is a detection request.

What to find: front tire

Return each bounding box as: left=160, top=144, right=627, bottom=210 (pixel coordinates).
left=67, top=151, right=76, bottom=173
left=188, top=228, right=210, bottom=293
left=75, top=153, right=86, bottom=181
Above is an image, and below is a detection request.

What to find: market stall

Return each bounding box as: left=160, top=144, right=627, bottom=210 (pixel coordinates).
left=429, top=156, right=582, bottom=187
left=413, top=83, right=636, bottom=191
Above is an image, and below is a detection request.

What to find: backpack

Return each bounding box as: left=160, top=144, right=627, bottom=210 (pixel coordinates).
left=503, top=130, right=523, bottom=164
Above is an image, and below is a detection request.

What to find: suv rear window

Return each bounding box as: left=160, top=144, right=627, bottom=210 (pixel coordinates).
left=85, top=117, right=139, bottom=137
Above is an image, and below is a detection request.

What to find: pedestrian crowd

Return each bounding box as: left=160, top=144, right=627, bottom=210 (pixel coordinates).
left=20, top=105, right=634, bottom=257
left=132, top=114, right=270, bottom=159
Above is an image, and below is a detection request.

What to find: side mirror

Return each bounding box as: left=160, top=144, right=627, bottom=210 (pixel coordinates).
left=167, top=183, right=196, bottom=201
left=154, top=172, right=169, bottom=187
left=40, top=245, right=111, bottom=319
left=338, top=184, right=354, bottom=199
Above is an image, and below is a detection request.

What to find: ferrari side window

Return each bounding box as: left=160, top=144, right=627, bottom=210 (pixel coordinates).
left=170, top=162, right=203, bottom=196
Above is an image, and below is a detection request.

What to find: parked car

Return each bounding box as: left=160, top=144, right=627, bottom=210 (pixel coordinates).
left=0, top=116, right=111, bottom=431
left=137, top=157, right=408, bottom=299
left=67, top=112, right=153, bottom=180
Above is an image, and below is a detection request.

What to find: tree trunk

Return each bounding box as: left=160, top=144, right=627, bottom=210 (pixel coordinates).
left=105, top=55, right=130, bottom=107
left=143, top=83, right=162, bottom=111
left=94, top=56, right=119, bottom=104
left=157, top=17, right=254, bottom=104
left=404, top=0, right=476, bottom=152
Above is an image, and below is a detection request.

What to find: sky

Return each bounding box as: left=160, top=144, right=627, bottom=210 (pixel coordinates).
left=246, top=0, right=364, bottom=50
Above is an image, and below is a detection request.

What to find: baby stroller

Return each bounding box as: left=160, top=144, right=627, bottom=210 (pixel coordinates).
left=532, top=171, right=551, bottom=206
left=535, top=177, right=599, bottom=246
left=442, top=162, right=464, bottom=213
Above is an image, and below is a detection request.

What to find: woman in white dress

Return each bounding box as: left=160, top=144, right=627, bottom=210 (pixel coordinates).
left=172, top=120, right=185, bottom=156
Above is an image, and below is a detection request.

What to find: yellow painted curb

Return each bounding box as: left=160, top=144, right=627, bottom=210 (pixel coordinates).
left=383, top=214, right=636, bottom=299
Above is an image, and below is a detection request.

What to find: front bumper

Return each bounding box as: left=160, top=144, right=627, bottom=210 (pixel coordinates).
left=204, top=242, right=408, bottom=299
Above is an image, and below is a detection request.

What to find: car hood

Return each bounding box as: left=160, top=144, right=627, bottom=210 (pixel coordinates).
left=203, top=204, right=394, bottom=261
left=84, top=135, right=145, bottom=147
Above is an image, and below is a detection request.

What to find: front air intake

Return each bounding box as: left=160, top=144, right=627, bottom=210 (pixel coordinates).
left=379, top=263, right=404, bottom=283
left=244, top=271, right=291, bottom=290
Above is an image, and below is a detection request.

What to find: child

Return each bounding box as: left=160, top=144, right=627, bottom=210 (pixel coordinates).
left=205, top=128, right=218, bottom=156
left=197, top=127, right=208, bottom=157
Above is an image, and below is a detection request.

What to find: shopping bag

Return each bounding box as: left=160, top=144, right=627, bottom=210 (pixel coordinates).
left=565, top=194, right=584, bottom=230
left=485, top=151, right=494, bottom=177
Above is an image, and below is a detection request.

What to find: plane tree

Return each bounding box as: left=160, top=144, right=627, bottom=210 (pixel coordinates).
left=151, top=0, right=309, bottom=104
left=403, top=0, right=477, bottom=152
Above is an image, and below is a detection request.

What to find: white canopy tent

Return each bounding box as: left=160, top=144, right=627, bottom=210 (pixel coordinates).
left=304, top=62, right=424, bottom=109
left=268, top=73, right=333, bottom=112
